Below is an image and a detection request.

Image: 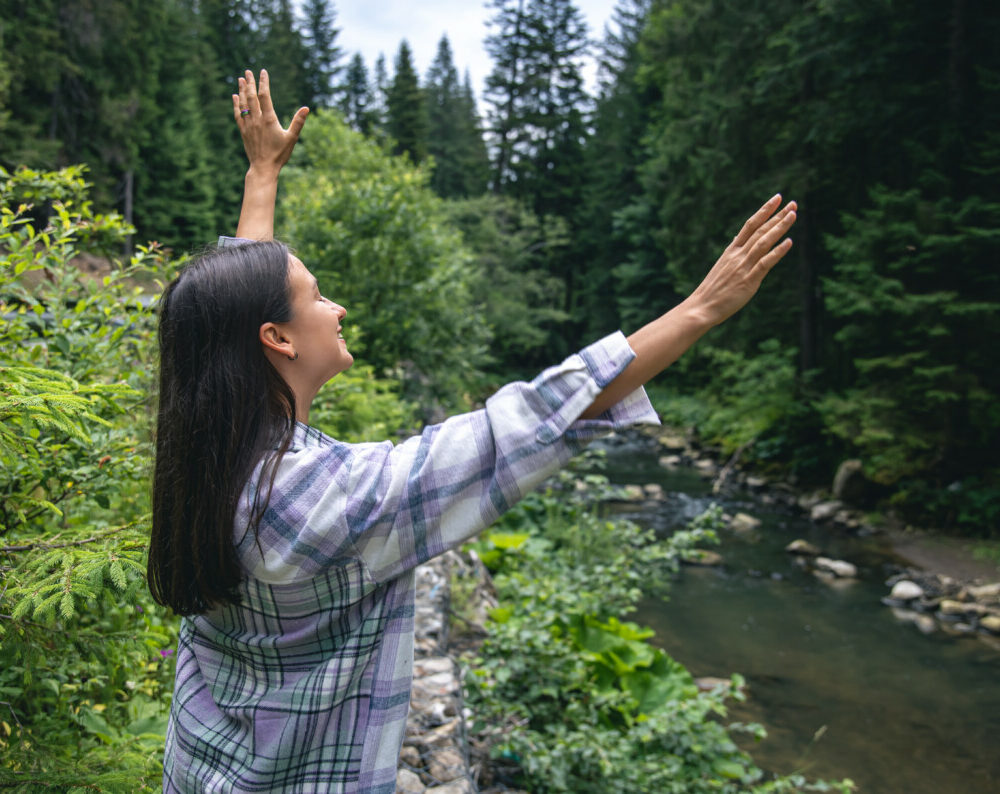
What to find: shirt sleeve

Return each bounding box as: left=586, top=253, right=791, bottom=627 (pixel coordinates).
left=343, top=330, right=660, bottom=583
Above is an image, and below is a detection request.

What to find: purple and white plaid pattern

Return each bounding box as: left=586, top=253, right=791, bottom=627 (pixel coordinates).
left=162, top=331, right=659, bottom=793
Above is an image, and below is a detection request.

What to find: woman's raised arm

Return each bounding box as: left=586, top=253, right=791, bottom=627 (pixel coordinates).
left=232, top=69, right=309, bottom=240
left=581, top=195, right=797, bottom=419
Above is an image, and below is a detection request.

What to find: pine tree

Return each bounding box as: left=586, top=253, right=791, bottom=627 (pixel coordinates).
left=425, top=37, right=488, bottom=197
left=386, top=40, right=427, bottom=163
left=340, top=53, right=375, bottom=134
left=301, top=0, right=343, bottom=108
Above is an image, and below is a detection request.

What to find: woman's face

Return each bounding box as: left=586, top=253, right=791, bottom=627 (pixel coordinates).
left=280, top=254, right=353, bottom=386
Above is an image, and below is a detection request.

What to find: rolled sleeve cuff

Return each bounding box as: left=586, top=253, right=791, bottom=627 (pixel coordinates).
left=218, top=235, right=253, bottom=247
left=574, top=330, right=660, bottom=432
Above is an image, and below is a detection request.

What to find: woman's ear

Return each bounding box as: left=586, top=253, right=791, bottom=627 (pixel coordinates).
left=259, top=322, right=294, bottom=359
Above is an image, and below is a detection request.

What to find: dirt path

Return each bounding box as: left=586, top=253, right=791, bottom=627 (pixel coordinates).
left=888, top=529, right=1000, bottom=583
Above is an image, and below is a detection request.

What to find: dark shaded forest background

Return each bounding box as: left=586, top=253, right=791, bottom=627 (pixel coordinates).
left=3, top=0, right=999, bottom=534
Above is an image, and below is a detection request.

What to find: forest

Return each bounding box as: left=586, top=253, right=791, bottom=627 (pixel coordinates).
left=1, top=0, right=998, bottom=789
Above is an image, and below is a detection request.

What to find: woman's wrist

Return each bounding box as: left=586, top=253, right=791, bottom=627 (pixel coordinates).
left=245, top=165, right=281, bottom=186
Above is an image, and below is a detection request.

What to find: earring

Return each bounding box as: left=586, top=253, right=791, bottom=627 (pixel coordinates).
left=287, top=352, right=298, bottom=361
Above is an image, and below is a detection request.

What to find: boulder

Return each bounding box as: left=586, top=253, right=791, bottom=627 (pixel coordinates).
left=889, top=580, right=924, bottom=601
left=683, top=549, right=724, bottom=566
left=397, top=768, right=427, bottom=793
left=643, top=482, right=664, bottom=498
left=658, top=430, right=688, bottom=450
left=810, top=501, right=843, bottom=522
left=832, top=459, right=870, bottom=505
left=621, top=484, right=645, bottom=501
left=968, top=582, right=1000, bottom=601
left=815, top=557, right=858, bottom=578
left=980, top=615, right=1000, bottom=634
left=425, top=747, right=466, bottom=784
left=659, top=454, right=683, bottom=468
left=745, top=475, right=768, bottom=489
left=729, top=512, right=762, bottom=533
left=939, top=599, right=973, bottom=617
left=785, top=539, right=821, bottom=556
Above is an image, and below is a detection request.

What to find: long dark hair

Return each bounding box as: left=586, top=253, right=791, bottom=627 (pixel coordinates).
left=148, top=241, right=297, bottom=615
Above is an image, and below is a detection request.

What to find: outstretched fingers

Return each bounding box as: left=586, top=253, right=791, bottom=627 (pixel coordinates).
left=733, top=194, right=783, bottom=248
left=753, top=236, right=794, bottom=275
left=748, top=208, right=796, bottom=273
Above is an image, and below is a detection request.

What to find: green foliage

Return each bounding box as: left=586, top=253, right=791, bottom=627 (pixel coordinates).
left=386, top=40, right=427, bottom=163
left=1, top=165, right=178, bottom=790
left=309, top=363, right=417, bottom=443
left=278, top=111, right=490, bottom=404
left=444, top=194, right=568, bottom=371
left=462, top=478, right=852, bottom=792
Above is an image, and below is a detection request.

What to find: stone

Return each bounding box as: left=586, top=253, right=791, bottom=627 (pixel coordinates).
left=421, top=720, right=460, bottom=749
left=813, top=569, right=856, bottom=589
left=658, top=431, right=687, bottom=450
left=968, top=582, right=1000, bottom=600
left=621, top=484, right=645, bottom=501
left=745, top=475, right=768, bottom=489
left=810, top=501, right=843, bottom=522
left=659, top=454, right=682, bottom=468
left=815, top=557, right=858, bottom=578
left=939, top=600, right=991, bottom=617
left=694, top=676, right=733, bottom=692
left=729, top=512, right=762, bottom=533
left=399, top=744, right=422, bottom=767
left=683, top=549, right=724, bottom=566
left=832, top=459, right=870, bottom=505
left=890, top=580, right=924, bottom=601
left=425, top=782, right=474, bottom=794
left=643, top=482, right=664, bottom=498
left=980, top=615, right=1000, bottom=634
left=425, top=747, right=466, bottom=784
left=396, top=768, right=427, bottom=793
left=785, top=539, right=821, bottom=556
left=693, top=458, right=716, bottom=476
left=414, top=657, right=454, bottom=677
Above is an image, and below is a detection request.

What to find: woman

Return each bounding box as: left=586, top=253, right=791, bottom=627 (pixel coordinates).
left=149, top=70, right=796, bottom=793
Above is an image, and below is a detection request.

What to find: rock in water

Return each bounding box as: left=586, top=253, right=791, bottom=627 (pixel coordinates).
left=785, top=539, right=821, bottom=556
left=810, top=501, right=843, bottom=522
left=890, top=580, right=924, bottom=601
left=683, top=550, right=724, bottom=566
left=729, top=512, right=762, bottom=532
left=815, top=557, right=858, bottom=578
left=980, top=615, right=1000, bottom=634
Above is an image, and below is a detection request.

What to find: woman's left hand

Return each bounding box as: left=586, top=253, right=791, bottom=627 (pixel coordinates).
left=232, top=69, right=309, bottom=179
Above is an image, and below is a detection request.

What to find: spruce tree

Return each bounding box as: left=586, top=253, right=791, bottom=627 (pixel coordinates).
left=301, top=0, right=343, bottom=108
left=386, top=40, right=427, bottom=163
left=425, top=37, right=488, bottom=197
left=340, top=53, right=375, bottom=135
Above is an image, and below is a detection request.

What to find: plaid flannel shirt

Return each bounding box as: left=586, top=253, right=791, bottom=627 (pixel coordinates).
left=162, top=327, right=659, bottom=793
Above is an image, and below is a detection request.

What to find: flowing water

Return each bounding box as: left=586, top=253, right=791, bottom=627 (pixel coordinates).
left=595, top=436, right=1000, bottom=794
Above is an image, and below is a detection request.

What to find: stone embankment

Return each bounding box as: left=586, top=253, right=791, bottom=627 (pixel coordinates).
left=397, top=553, right=475, bottom=794
left=399, top=552, right=526, bottom=794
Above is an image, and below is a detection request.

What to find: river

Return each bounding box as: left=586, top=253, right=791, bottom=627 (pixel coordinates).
left=595, top=436, right=1000, bottom=794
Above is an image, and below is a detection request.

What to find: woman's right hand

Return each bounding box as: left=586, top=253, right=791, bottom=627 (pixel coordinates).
left=232, top=69, right=309, bottom=180
left=685, top=195, right=797, bottom=327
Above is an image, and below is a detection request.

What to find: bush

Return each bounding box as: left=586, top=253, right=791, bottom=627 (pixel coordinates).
left=461, top=470, right=853, bottom=793
left=1, top=165, right=177, bottom=791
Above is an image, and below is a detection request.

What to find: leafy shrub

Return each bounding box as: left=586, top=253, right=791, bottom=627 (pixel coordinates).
left=462, top=478, right=852, bottom=793
left=1, top=165, right=178, bottom=791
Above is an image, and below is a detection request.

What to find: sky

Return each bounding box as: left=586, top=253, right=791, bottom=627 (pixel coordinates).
left=333, top=1, right=620, bottom=101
